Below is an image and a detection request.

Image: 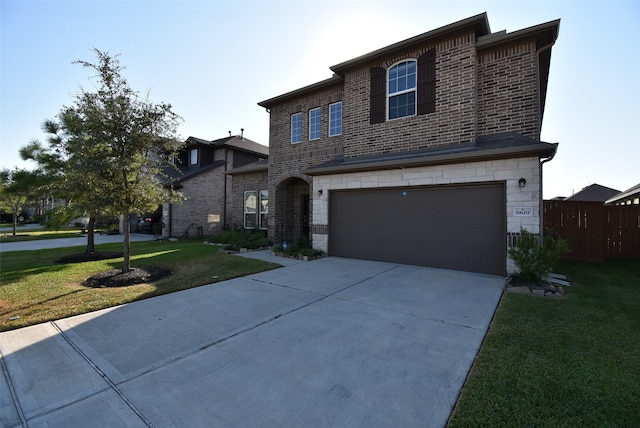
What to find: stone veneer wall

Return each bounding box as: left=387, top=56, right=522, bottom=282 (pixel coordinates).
left=311, top=156, right=541, bottom=273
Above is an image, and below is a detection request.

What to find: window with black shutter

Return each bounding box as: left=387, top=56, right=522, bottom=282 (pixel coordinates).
left=370, top=67, right=386, bottom=124
left=417, top=49, right=436, bottom=115
left=369, top=48, right=436, bottom=123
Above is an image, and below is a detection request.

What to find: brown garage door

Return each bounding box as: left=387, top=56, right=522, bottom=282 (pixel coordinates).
left=329, top=183, right=506, bottom=275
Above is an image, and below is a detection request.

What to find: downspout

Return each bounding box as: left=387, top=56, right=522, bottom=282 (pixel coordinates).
left=539, top=152, right=555, bottom=246
left=223, top=148, right=228, bottom=228
left=536, top=38, right=557, bottom=246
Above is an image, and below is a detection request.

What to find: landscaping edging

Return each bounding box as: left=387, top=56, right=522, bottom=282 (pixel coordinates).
left=504, top=273, right=570, bottom=298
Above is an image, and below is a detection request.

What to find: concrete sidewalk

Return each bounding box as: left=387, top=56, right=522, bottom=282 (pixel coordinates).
left=1, top=255, right=504, bottom=427
left=0, top=232, right=158, bottom=252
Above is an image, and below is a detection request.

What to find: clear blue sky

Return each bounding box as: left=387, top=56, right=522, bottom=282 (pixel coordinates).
left=2, top=0, right=638, bottom=199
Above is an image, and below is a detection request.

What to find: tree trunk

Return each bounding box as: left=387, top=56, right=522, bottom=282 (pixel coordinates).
left=122, top=210, right=131, bottom=273
left=12, top=211, right=17, bottom=236
left=85, top=212, right=97, bottom=254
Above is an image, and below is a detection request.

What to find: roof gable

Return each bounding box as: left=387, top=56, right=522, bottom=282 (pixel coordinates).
left=258, top=13, right=560, bottom=110
left=605, top=182, right=640, bottom=205
left=567, top=184, right=621, bottom=202
left=184, top=135, right=268, bottom=157
left=330, top=13, right=490, bottom=74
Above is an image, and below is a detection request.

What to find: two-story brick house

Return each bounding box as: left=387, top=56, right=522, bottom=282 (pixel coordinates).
left=251, top=13, right=559, bottom=275
left=163, top=134, right=268, bottom=236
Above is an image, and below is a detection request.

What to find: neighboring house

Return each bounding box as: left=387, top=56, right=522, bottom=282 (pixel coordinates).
left=227, top=159, right=269, bottom=230
left=565, top=184, right=621, bottom=202
left=163, top=134, right=268, bottom=236
left=238, top=13, right=560, bottom=275
left=605, top=183, right=640, bottom=205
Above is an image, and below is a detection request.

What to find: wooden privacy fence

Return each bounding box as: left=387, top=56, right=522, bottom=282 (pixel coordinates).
left=543, top=200, right=640, bottom=262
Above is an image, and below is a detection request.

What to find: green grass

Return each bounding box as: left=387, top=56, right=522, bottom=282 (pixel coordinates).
left=448, top=259, right=640, bottom=426
left=0, top=239, right=279, bottom=331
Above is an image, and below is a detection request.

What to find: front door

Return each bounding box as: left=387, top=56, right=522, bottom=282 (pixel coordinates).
left=301, top=194, right=310, bottom=239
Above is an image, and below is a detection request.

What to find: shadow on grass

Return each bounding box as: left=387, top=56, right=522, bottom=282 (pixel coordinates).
left=1, top=241, right=279, bottom=331
left=0, top=289, right=84, bottom=317
left=1, top=262, right=77, bottom=284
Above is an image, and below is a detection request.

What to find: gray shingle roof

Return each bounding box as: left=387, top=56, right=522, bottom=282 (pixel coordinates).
left=566, top=184, right=621, bottom=202
left=303, top=132, right=557, bottom=176
left=605, top=182, right=640, bottom=205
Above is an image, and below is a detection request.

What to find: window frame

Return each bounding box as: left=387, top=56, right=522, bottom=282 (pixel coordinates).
left=259, top=190, right=268, bottom=230
left=291, top=112, right=302, bottom=144
left=244, top=190, right=257, bottom=229
left=309, top=107, right=321, bottom=141
left=329, top=101, right=342, bottom=137
left=387, top=59, right=417, bottom=120
left=190, top=148, right=198, bottom=166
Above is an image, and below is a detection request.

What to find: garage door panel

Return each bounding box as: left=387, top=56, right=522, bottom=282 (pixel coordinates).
left=329, top=184, right=506, bottom=275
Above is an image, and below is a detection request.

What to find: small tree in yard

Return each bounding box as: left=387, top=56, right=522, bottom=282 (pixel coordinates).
left=508, top=228, right=569, bottom=284
left=32, top=49, right=183, bottom=272
left=0, top=168, right=50, bottom=236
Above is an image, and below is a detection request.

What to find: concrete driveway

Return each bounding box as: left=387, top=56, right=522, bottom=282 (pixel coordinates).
left=1, top=254, right=504, bottom=428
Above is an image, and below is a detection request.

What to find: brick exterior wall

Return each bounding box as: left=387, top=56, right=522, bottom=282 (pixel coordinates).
left=343, top=31, right=479, bottom=158
left=477, top=41, right=540, bottom=139
left=163, top=149, right=267, bottom=237
left=230, top=170, right=269, bottom=230
left=166, top=164, right=230, bottom=237
left=261, top=18, right=556, bottom=269
left=266, top=84, right=344, bottom=244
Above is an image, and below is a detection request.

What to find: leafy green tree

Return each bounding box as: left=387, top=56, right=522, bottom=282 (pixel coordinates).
left=0, top=168, right=49, bottom=236
left=27, top=49, right=183, bottom=271
left=22, top=126, right=116, bottom=253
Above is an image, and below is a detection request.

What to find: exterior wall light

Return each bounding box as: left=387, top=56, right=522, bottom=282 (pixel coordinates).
left=317, top=189, right=323, bottom=196
left=519, top=178, right=527, bottom=188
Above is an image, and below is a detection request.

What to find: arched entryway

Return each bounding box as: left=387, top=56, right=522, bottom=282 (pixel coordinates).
left=273, top=175, right=311, bottom=247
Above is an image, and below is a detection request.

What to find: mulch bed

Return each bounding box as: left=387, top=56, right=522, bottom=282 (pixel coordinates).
left=82, top=266, right=172, bottom=288
left=54, top=251, right=172, bottom=287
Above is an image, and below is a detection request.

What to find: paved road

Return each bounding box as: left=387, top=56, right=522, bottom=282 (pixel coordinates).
left=0, top=232, right=158, bottom=252
left=1, top=252, right=505, bottom=427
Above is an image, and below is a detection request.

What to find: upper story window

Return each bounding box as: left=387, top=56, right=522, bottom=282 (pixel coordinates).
left=370, top=49, right=436, bottom=124
left=190, top=148, right=198, bottom=166
left=329, top=102, right=342, bottom=136
left=309, top=107, right=321, bottom=140
left=388, top=60, right=417, bottom=120
left=291, top=113, right=302, bottom=144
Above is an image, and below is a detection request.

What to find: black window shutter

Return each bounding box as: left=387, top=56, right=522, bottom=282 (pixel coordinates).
left=417, top=49, right=436, bottom=115
left=370, top=67, right=386, bottom=124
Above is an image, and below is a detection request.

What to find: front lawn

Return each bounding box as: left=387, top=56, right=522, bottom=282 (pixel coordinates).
left=448, top=259, right=640, bottom=426
left=0, top=239, right=279, bottom=331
